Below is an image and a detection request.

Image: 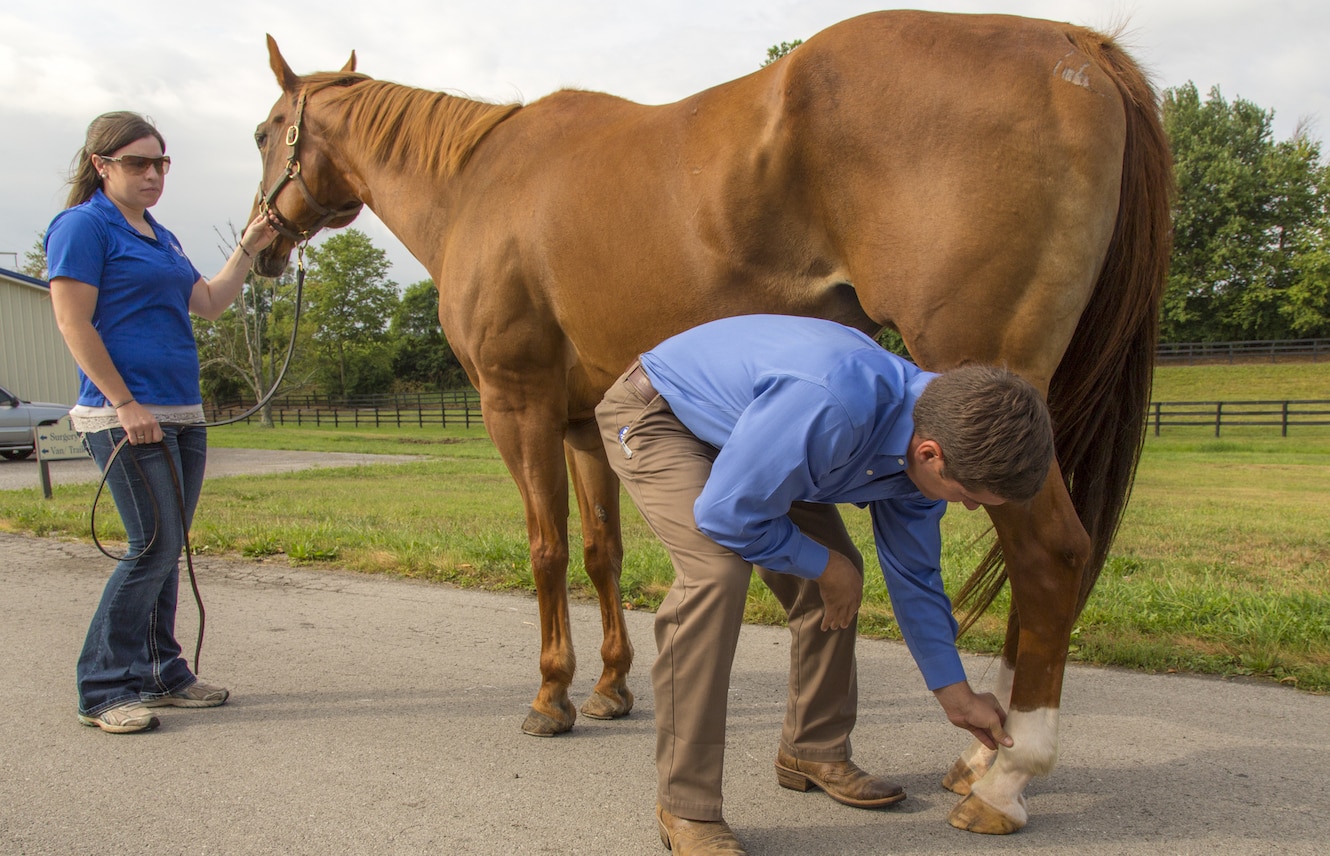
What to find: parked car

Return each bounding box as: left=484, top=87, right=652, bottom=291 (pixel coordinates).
left=0, top=385, right=72, bottom=460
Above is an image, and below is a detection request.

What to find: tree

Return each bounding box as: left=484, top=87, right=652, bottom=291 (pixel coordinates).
left=1162, top=83, right=1328, bottom=341
left=20, top=234, right=47, bottom=280
left=303, top=228, right=399, bottom=397
left=389, top=279, right=469, bottom=390
left=195, top=224, right=304, bottom=425
left=763, top=40, right=803, bottom=66
left=1283, top=155, right=1330, bottom=338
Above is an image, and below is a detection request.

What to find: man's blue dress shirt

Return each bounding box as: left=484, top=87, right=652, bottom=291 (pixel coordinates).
left=640, top=314, right=965, bottom=690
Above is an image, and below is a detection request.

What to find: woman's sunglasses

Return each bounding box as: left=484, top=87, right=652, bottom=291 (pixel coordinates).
left=99, top=154, right=172, bottom=175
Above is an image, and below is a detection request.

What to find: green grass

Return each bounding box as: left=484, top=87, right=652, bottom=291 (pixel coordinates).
left=1152, top=361, right=1329, bottom=401
left=3, top=362, right=1327, bottom=693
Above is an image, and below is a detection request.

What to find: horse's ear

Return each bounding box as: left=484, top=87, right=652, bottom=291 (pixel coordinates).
left=266, top=34, right=301, bottom=93
left=341, top=51, right=357, bottom=74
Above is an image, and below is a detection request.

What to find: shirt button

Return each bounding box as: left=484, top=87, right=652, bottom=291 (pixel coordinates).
left=896, top=458, right=905, bottom=466
left=866, top=469, right=874, bottom=476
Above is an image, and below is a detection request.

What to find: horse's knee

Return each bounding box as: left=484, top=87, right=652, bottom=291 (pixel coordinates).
left=581, top=537, right=623, bottom=581
left=528, top=538, right=570, bottom=583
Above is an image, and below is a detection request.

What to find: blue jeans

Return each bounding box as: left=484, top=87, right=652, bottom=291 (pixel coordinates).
left=78, top=424, right=207, bottom=715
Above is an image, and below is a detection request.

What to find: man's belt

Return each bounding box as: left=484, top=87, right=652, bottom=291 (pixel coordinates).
left=626, top=363, right=658, bottom=401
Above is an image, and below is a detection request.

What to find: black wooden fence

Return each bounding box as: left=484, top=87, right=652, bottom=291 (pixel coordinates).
left=206, top=390, right=484, bottom=429
left=1148, top=400, right=1330, bottom=436
left=208, top=390, right=1330, bottom=438
left=1156, top=339, right=1329, bottom=364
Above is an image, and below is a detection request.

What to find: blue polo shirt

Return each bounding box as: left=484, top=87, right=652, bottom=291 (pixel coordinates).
left=45, top=189, right=203, bottom=407
left=641, top=314, right=964, bottom=690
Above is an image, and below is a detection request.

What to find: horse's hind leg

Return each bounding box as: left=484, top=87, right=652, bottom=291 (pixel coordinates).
left=947, top=464, right=1091, bottom=834
left=565, top=416, right=634, bottom=719
left=483, top=388, right=579, bottom=736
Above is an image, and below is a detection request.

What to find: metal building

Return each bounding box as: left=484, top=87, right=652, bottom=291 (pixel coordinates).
left=0, top=267, right=80, bottom=404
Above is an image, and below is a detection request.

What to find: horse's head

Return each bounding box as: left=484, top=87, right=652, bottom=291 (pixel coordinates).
left=249, top=35, right=366, bottom=278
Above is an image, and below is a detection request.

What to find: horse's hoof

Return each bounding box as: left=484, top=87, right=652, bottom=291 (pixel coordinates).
left=941, top=755, right=983, bottom=795
left=947, top=792, right=1026, bottom=835
left=521, top=705, right=575, bottom=737
left=579, top=688, right=634, bottom=720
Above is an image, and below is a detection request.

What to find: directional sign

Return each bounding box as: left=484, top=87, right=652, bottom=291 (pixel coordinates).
left=35, top=416, right=88, bottom=462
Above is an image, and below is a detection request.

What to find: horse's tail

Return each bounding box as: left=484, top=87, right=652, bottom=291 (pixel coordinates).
left=955, top=28, right=1174, bottom=632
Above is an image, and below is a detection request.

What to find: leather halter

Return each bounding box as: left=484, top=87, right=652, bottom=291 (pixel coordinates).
left=258, top=89, right=363, bottom=242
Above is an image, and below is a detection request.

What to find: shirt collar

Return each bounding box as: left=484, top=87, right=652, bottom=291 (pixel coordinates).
left=89, top=188, right=161, bottom=236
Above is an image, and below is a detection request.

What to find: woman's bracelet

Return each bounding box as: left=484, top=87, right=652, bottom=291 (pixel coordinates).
left=112, top=398, right=135, bottom=409
left=238, top=244, right=253, bottom=259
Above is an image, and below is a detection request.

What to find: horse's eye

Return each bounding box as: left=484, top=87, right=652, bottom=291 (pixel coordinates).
left=254, top=131, right=268, bottom=149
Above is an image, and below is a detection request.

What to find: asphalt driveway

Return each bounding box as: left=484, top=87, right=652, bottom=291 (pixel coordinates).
left=2, top=528, right=1326, bottom=855
left=0, top=446, right=422, bottom=492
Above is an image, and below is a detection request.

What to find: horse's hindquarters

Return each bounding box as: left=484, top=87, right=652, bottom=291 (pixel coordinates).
left=780, top=12, right=1129, bottom=382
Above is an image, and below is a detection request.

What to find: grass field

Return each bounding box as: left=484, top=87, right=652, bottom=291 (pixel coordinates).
left=2, top=361, right=1326, bottom=692
left=1152, top=360, right=1329, bottom=400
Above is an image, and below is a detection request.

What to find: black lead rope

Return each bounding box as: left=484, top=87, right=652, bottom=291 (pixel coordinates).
left=88, top=246, right=307, bottom=675
left=91, top=434, right=204, bottom=670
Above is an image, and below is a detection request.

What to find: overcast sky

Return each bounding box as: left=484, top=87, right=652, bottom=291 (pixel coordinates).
left=2, top=0, right=1326, bottom=286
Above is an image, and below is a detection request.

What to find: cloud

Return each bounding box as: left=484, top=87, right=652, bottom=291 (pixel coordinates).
left=3, top=0, right=1326, bottom=285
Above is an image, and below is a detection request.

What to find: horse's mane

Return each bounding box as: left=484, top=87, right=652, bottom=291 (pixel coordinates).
left=302, top=71, right=522, bottom=179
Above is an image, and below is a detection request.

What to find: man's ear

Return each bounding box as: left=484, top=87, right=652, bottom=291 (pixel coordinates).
left=913, top=437, right=944, bottom=465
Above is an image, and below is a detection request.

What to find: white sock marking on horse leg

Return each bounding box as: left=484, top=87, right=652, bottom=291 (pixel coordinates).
left=955, top=660, right=1015, bottom=774
left=993, top=660, right=1014, bottom=708
left=968, top=707, right=1060, bottom=826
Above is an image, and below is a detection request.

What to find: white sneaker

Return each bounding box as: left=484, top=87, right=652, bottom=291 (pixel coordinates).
left=78, top=702, right=160, bottom=733
left=143, top=680, right=230, bottom=708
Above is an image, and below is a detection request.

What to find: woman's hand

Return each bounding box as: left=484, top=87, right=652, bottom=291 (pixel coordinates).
left=117, top=401, right=160, bottom=445
left=191, top=212, right=283, bottom=320
left=238, top=212, right=279, bottom=258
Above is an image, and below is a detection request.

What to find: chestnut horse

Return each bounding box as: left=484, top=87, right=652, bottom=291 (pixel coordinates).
left=249, top=11, right=1170, bottom=834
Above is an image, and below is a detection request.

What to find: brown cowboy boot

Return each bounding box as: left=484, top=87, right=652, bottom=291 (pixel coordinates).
left=656, top=805, right=747, bottom=855
left=775, top=751, right=906, bottom=808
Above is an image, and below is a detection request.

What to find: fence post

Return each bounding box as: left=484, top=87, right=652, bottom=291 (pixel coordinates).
left=1282, top=401, right=1290, bottom=437
left=1154, top=401, right=1162, bottom=436
left=1215, top=402, right=1223, bottom=437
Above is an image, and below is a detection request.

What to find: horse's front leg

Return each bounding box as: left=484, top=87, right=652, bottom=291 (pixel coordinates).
left=565, top=416, right=634, bottom=720
left=483, top=388, right=579, bottom=736
left=947, top=463, right=1091, bottom=834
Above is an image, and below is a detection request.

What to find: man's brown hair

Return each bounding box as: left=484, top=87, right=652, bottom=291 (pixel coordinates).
left=912, top=365, right=1055, bottom=502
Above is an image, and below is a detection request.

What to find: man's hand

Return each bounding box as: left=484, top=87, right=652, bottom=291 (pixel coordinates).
left=933, top=681, right=1013, bottom=750
left=816, top=549, right=863, bottom=631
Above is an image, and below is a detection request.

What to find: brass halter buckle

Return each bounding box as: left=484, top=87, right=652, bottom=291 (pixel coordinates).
left=258, top=89, right=361, bottom=243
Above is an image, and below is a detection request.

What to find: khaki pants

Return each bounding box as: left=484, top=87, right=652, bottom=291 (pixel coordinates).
left=597, top=364, right=863, bottom=821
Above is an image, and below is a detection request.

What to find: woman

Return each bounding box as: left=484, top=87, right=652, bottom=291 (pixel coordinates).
left=47, top=111, right=277, bottom=733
